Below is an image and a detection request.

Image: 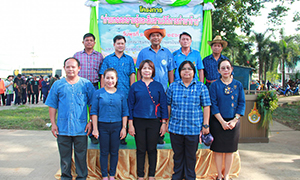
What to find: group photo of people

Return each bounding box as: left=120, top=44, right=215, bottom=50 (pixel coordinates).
left=42, top=25, right=246, bottom=180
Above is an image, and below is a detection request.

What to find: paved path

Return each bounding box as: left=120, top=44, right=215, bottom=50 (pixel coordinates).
left=0, top=96, right=299, bottom=179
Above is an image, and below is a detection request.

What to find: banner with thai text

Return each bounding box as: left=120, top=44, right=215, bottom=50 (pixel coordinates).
left=98, top=3, right=203, bottom=62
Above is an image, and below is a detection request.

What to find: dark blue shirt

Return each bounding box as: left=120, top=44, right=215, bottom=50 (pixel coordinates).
left=128, top=80, right=168, bottom=120
left=209, top=79, right=246, bottom=118
left=203, top=54, right=229, bottom=81
left=99, top=52, right=135, bottom=97
left=90, top=88, right=129, bottom=123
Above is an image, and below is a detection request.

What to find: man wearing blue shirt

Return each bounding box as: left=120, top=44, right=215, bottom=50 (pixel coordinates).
left=136, top=26, right=175, bottom=92
left=203, top=35, right=229, bottom=89
left=46, top=57, right=95, bottom=180
left=173, top=32, right=204, bottom=82
left=100, top=35, right=135, bottom=97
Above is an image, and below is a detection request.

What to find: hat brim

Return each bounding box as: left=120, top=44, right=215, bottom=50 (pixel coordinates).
left=207, top=40, right=228, bottom=48
left=144, top=28, right=166, bottom=40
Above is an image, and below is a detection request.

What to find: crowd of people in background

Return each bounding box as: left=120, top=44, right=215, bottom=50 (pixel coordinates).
left=0, top=74, right=60, bottom=106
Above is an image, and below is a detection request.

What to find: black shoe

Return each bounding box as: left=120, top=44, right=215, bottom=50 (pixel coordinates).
left=120, top=139, right=127, bottom=145
left=157, top=138, right=165, bottom=144
left=90, top=136, right=98, bottom=144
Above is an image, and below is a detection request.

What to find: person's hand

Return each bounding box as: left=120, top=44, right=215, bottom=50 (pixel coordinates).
left=160, top=124, right=167, bottom=137
left=228, top=119, right=238, bottom=130
left=221, top=120, right=230, bottom=130
left=92, top=129, right=99, bottom=139
left=31, top=91, right=34, bottom=94
left=51, top=124, right=59, bottom=138
left=120, top=128, right=126, bottom=140
left=85, top=122, right=92, bottom=136
left=199, top=131, right=203, bottom=144
left=202, top=127, right=209, bottom=135
left=128, top=124, right=135, bottom=137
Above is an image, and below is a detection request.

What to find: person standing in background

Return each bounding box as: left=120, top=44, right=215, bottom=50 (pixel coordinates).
left=0, top=78, right=5, bottom=106
left=30, top=76, right=40, bottom=104
left=74, top=33, right=104, bottom=144
left=4, top=75, right=14, bottom=106
left=203, top=35, right=229, bottom=90
left=173, top=32, right=204, bottom=82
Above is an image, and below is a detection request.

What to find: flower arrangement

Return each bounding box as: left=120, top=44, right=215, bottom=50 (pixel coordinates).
left=256, top=91, right=278, bottom=128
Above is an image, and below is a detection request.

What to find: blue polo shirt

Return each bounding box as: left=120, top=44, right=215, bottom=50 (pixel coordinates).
left=173, top=47, right=204, bottom=81
left=90, top=88, right=129, bottom=123
left=166, top=79, right=211, bottom=135
left=202, top=54, right=229, bottom=81
left=136, top=46, right=175, bottom=92
left=45, top=78, right=95, bottom=136
left=99, top=52, right=135, bottom=97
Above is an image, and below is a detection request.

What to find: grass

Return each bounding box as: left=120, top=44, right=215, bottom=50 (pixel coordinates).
left=273, top=101, right=300, bottom=130
left=0, top=107, right=51, bottom=130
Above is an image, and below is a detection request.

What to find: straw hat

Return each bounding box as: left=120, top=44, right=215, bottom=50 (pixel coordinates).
left=144, top=26, right=166, bottom=40
left=207, top=35, right=228, bottom=48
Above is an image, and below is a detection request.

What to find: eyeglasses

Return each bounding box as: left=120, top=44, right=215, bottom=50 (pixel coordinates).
left=182, top=67, right=193, bottom=70
left=220, top=66, right=231, bottom=71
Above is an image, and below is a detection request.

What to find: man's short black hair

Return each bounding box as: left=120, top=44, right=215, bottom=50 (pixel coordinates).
left=83, top=33, right=95, bottom=41
left=179, top=32, right=192, bottom=40
left=64, top=57, right=81, bottom=67
left=113, top=35, right=126, bottom=43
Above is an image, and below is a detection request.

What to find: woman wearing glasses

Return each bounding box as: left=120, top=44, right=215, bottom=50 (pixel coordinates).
left=209, top=59, right=245, bottom=180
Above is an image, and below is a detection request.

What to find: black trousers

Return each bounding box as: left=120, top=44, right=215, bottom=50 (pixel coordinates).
left=170, top=133, right=199, bottom=180
left=31, top=92, right=39, bottom=104
left=57, top=135, right=88, bottom=180
left=133, top=118, right=161, bottom=177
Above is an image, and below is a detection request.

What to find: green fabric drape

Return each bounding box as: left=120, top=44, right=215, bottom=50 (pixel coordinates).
left=200, top=9, right=212, bottom=58
left=89, top=3, right=101, bottom=52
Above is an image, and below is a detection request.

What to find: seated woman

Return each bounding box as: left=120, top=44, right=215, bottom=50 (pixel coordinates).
left=167, top=61, right=211, bottom=180
left=209, top=59, right=246, bottom=180
left=128, top=60, right=168, bottom=180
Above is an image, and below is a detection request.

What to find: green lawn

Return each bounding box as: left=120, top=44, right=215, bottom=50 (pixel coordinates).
left=0, top=107, right=51, bottom=130
left=273, top=101, right=300, bottom=130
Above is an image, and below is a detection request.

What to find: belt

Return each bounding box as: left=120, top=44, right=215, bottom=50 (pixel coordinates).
left=206, top=79, right=216, bottom=83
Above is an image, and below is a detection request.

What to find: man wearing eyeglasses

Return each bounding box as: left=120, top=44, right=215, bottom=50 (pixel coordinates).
left=173, top=32, right=204, bottom=82
left=203, top=35, right=229, bottom=89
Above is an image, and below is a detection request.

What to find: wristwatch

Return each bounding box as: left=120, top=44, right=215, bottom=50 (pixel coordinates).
left=235, top=115, right=240, bottom=120
left=203, top=124, right=209, bottom=129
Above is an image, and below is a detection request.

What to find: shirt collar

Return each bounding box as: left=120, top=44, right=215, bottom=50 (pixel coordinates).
left=81, top=49, right=97, bottom=55
left=180, top=47, right=193, bottom=54
left=179, top=79, right=197, bottom=88
left=112, top=52, right=126, bottom=58
left=149, top=45, right=164, bottom=51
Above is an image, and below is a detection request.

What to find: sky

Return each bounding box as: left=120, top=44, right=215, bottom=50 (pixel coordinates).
left=0, top=0, right=299, bottom=78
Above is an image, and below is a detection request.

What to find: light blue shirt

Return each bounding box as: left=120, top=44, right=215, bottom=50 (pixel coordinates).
left=90, top=88, right=129, bottom=123
left=45, top=78, right=95, bottom=136
left=173, top=47, right=204, bottom=81
left=136, top=46, right=175, bottom=91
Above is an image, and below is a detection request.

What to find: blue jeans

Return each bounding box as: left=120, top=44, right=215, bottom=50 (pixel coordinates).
left=6, top=94, right=13, bottom=106
left=170, top=133, right=199, bottom=180
left=98, top=121, right=122, bottom=177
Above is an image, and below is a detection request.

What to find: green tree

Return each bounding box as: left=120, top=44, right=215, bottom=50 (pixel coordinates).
left=278, top=30, right=300, bottom=87
left=250, top=30, right=272, bottom=81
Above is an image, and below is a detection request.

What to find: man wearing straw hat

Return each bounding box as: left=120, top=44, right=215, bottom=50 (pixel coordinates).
left=136, top=26, right=175, bottom=144
left=203, top=35, right=229, bottom=89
